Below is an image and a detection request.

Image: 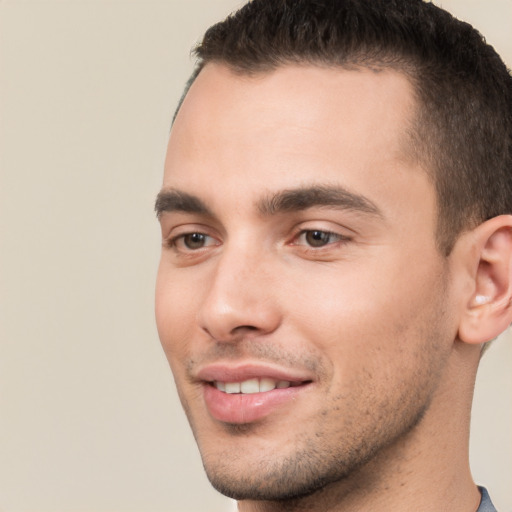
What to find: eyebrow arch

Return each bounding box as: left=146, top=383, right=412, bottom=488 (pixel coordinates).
left=258, top=185, right=383, bottom=218
left=154, top=189, right=212, bottom=218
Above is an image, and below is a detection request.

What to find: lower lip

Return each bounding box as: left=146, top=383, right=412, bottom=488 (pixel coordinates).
left=203, top=384, right=308, bottom=424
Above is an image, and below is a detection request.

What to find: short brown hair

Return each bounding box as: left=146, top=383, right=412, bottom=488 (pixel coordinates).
left=178, top=0, right=512, bottom=254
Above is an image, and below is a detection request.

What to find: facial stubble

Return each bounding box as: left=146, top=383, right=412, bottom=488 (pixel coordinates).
left=179, top=313, right=451, bottom=504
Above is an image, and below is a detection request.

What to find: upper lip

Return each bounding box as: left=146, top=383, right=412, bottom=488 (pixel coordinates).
left=195, top=362, right=314, bottom=384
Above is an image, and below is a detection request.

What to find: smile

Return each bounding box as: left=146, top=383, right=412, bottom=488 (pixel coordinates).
left=203, top=379, right=312, bottom=424
left=213, top=378, right=301, bottom=394
left=196, top=363, right=314, bottom=424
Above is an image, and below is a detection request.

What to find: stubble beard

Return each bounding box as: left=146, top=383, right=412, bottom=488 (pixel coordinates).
left=199, top=395, right=432, bottom=503
left=192, top=340, right=445, bottom=504
left=182, top=277, right=452, bottom=504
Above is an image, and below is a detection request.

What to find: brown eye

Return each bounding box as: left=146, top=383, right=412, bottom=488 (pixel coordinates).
left=303, top=230, right=337, bottom=247
left=182, top=233, right=209, bottom=250
left=168, top=231, right=219, bottom=254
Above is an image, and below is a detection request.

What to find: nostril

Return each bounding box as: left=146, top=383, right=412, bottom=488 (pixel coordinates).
left=201, top=323, right=260, bottom=343
left=238, top=325, right=258, bottom=331
left=223, top=324, right=260, bottom=340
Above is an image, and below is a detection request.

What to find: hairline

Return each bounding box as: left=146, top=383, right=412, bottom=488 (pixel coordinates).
left=172, top=57, right=456, bottom=255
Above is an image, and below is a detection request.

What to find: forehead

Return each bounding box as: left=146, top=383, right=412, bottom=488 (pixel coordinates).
left=170, top=63, right=416, bottom=160
left=163, top=63, right=433, bottom=228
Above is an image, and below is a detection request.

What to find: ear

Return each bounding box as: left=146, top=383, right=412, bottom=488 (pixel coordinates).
left=458, top=215, right=512, bottom=345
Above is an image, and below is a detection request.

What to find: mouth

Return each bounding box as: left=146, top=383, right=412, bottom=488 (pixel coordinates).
left=212, top=377, right=304, bottom=394
left=197, top=365, right=314, bottom=425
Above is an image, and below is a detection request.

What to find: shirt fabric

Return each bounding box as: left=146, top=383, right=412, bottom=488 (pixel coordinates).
left=477, top=487, right=497, bottom=512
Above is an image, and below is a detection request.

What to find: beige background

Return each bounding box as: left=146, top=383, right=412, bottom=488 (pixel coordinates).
left=0, top=1, right=510, bottom=511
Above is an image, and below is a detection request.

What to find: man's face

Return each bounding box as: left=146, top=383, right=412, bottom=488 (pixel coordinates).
left=156, top=64, right=458, bottom=500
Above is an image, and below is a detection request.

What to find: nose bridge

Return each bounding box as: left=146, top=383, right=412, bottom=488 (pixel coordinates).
left=197, top=237, right=280, bottom=341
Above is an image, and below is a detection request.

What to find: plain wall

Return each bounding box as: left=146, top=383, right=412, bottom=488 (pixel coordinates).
left=0, top=1, right=510, bottom=511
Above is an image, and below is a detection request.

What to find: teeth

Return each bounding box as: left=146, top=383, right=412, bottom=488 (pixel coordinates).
left=259, top=377, right=276, bottom=393
left=225, top=382, right=241, bottom=394
left=240, top=378, right=259, bottom=394
left=214, top=378, right=295, bottom=394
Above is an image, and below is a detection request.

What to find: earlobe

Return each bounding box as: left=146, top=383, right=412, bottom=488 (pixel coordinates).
left=457, top=215, right=512, bottom=345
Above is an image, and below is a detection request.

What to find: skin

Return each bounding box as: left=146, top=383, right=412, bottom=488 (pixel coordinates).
left=155, top=64, right=492, bottom=511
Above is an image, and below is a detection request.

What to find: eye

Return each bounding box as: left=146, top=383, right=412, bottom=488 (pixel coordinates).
left=182, top=233, right=209, bottom=250
left=171, top=232, right=219, bottom=251
left=295, top=230, right=346, bottom=248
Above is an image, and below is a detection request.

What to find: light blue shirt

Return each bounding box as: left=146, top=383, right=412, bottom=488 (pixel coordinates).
left=477, top=487, right=497, bottom=512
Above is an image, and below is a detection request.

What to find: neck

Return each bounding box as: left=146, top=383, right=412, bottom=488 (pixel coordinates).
left=237, top=343, right=482, bottom=512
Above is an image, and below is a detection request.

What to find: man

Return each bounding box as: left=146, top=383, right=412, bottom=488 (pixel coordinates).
left=155, top=0, right=512, bottom=510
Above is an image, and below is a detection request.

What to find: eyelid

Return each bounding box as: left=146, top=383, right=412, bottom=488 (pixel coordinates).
left=163, top=224, right=221, bottom=252
left=170, top=232, right=219, bottom=251
left=296, top=229, right=346, bottom=243
left=288, top=218, right=353, bottom=241
left=291, top=229, right=349, bottom=248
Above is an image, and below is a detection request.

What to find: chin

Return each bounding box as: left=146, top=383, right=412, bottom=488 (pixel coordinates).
left=194, top=392, right=430, bottom=503
left=198, top=436, right=360, bottom=502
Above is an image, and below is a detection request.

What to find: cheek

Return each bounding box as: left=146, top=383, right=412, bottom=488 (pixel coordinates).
left=282, top=254, right=450, bottom=373
left=155, top=263, right=199, bottom=364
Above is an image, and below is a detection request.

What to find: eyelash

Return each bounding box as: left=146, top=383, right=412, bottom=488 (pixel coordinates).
left=165, top=229, right=348, bottom=254
left=166, top=232, right=219, bottom=252
left=293, top=229, right=348, bottom=249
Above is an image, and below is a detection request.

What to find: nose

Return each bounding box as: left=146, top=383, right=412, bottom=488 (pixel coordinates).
left=197, top=243, right=282, bottom=343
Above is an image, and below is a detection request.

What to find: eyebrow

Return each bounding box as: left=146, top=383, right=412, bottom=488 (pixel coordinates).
left=154, top=189, right=212, bottom=218
left=155, top=184, right=383, bottom=220
left=257, top=185, right=383, bottom=218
